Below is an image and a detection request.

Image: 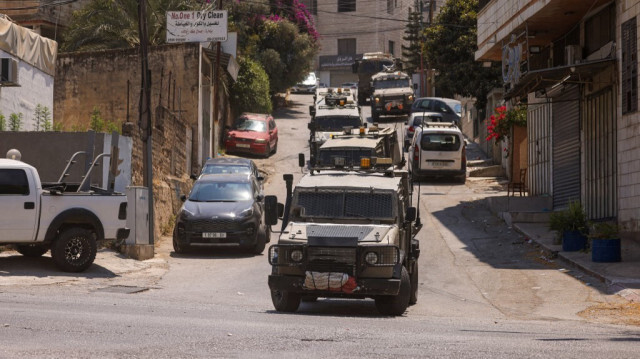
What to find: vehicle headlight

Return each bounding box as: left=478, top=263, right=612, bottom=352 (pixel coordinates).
left=375, top=97, right=380, bottom=104
left=254, top=138, right=267, bottom=143
left=408, top=95, right=414, bottom=101
left=364, top=251, right=379, bottom=265
left=239, top=207, right=254, bottom=218
left=180, top=208, right=194, bottom=220
left=290, top=249, right=304, bottom=262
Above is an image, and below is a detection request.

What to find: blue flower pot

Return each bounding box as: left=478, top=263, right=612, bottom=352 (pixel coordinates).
left=591, top=238, right=621, bottom=262
left=562, top=230, right=587, bottom=251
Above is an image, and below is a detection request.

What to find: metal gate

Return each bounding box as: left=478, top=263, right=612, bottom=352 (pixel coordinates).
left=552, top=86, right=581, bottom=209
left=583, top=87, right=617, bottom=219
left=527, top=99, right=552, bottom=196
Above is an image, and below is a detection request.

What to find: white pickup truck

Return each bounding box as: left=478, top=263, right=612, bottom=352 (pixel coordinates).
left=0, top=158, right=130, bottom=272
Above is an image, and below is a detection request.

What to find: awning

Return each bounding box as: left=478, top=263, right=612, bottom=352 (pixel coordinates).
left=202, top=47, right=238, bottom=82
left=504, top=58, right=616, bottom=100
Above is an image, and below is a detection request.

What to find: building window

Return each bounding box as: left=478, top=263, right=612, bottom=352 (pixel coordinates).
left=308, top=0, right=318, bottom=16
left=388, top=41, right=395, bottom=56
left=338, top=0, right=356, bottom=12
left=622, top=17, right=638, bottom=115
left=338, top=38, right=356, bottom=55
left=585, top=3, right=615, bottom=56
left=387, top=0, right=393, bottom=14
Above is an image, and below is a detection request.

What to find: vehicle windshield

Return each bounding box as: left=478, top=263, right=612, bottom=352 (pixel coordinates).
left=412, top=115, right=442, bottom=126
left=314, top=116, right=361, bottom=131
left=420, top=133, right=462, bottom=152
left=373, top=78, right=410, bottom=89
left=189, top=182, right=252, bottom=202
left=316, top=148, right=376, bottom=167
left=232, top=118, right=266, bottom=132
left=360, top=60, right=394, bottom=73
left=202, top=164, right=251, bottom=175
left=293, top=189, right=395, bottom=220
left=445, top=101, right=462, bottom=115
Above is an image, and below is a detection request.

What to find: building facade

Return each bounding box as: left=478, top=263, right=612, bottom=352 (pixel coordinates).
left=476, top=0, right=640, bottom=238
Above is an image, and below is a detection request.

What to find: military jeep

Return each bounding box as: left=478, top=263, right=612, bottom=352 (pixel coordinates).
left=370, top=70, right=415, bottom=121
left=264, top=161, right=421, bottom=316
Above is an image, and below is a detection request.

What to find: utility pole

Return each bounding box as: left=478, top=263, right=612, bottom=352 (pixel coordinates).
left=212, top=0, right=223, bottom=159
left=138, top=0, right=154, bottom=246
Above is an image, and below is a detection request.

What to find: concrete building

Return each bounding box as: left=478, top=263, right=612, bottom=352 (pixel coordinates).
left=0, top=0, right=90, bottom=40
left=0, top=14, right=57, bottom=131
left=305, top=0, right=441, bottom=87
left=476, top=1, right=640, bottom=239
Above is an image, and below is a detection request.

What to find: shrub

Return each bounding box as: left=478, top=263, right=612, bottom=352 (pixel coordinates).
left=9, top=113, right=22, bottom=131
left=230, top=57, right=272, bottom=115
left=0, top=112, right=5, bottom=131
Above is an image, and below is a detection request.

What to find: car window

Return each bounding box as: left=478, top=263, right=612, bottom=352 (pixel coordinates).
left=415, top=99, right=432, bottom=111
left=202, top=164, right=251, bottom=175
left=269, top=120, right=275, bottom=131
left=189, top=182, right=252, bottom=202
left=373, top=78, right=411, bottom=89
left=232, top=118, right=267, bottom=132
left=314, top=116, right=361, bottom=131
left=420, top=133, right=462, bottom=152
left=0, top=169, right=30, bottom=195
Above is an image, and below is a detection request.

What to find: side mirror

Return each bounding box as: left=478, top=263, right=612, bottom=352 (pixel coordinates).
left=190, top=174, right=198, bottom=181
left=307, top=122, right=315, bottom=131
left=180, top=194, right=187, bottom=202
left=298, top=153, right=305, bottom=168
left=257, top=176, right=265, bottom=181
left=406, top=207, right=417, bottom=222
left=264, top=195, right=279, bottom=225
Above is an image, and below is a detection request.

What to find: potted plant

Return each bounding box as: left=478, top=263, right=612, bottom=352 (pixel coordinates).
left=589, top=222, right=621, bottom=262
left=548, top=201, right=588, bottom=251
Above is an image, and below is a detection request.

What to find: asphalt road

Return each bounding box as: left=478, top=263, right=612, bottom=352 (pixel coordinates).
left=1, top=94, right=639, bottom=358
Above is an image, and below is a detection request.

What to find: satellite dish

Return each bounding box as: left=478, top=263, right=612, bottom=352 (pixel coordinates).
left=6, top=149, right=21, bottom=160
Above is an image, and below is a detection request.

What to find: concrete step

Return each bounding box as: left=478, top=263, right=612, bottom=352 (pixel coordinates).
left=469, top=165, right=505, bottom=177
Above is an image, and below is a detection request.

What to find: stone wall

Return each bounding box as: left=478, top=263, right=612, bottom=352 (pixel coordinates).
left=55, top=43, right=207, bottom=239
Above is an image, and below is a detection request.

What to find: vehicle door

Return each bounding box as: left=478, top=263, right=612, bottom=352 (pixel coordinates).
left=268, top=118, right=278, bottom=148
left=0, top=168, right=38, bottom=242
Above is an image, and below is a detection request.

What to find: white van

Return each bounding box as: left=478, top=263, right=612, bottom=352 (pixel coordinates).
left=408, top=122, right=466, bottom=183
left=291, top=72, right=318, bottom=94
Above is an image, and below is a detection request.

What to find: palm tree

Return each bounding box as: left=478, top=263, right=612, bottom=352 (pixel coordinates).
left=61, top=0, right=214, bottom=52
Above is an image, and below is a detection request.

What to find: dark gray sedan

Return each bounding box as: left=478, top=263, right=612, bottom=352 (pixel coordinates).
left=173, top=173, right=269, bottom=254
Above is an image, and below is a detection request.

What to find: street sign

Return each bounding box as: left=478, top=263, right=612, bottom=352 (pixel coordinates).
left=166, top=10, right=228, bottom=43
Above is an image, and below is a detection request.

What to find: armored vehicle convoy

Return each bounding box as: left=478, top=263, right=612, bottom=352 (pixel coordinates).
left=370, top=70, right=415, bottom=121
left=264, top=159, right=421, bottom=316
left=308, top=88, right=362, bottom=166
left=352, top=52, right=396, bottom=104
left=315, top=125, right=405, bottom=170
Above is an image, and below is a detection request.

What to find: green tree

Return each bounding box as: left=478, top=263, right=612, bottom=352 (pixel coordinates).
left=61, top=0, right=211, bottom=52
left=0, top=112, right=5, bottom=131
left=423, top=0, right=501, bottom=110
left=230, top=57, right=272, bottom=115
left=9, top=113, right=22, bottom=131
left=402, top=8, right=423, bottom=75
left=33, top=104, right=43, bottom=131
left=41, top=106, right=53, bottom=131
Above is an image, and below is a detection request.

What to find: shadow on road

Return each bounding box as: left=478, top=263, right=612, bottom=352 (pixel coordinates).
left=0, top=253, right=118, bottom=278
left=266, top=298, right=401, bottom=318
left=169, top=245, right=262, bottom=259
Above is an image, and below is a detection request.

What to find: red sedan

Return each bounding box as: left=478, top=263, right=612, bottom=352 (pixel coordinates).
left=224, top=113, right=278, bottom=158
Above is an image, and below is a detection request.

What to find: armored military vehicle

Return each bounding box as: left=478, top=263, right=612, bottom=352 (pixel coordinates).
left=370, top=70, right=415, bottom=121
left=352, top=52, right=396, bottom=104
left=264, top=158, right=421, bottom=316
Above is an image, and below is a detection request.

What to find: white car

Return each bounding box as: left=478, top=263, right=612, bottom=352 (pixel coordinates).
left=408, top=122, right=466, bottom=183
left=404, top=112, right=444, bottom=149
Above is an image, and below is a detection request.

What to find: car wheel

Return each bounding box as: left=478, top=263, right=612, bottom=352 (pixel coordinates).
left=272, top=142, right=278, bottom=154
left=264, top=144, right=271, bottom=158
left=16, top=244, right=49, bottom=257
left=409, top=262, right=419, bottom=305
left=375, top=266, right=410, bottom=316
left=253, top=226, right=267, bottom=254
left=51, top=227, right=97, bottom=272
left=271, top=289, right=301, bottom=312
left=456, top=174, right=466, bottom=184
left=173, top=236, right=190, bottom=254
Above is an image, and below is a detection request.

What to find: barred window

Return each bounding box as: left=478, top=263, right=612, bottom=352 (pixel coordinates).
left=338, top=0, right=355, bottom=12
left=622, top=17, right=638, bottom=115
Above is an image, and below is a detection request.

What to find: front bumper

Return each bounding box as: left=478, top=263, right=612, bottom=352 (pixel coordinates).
left=175, top=217, right=259, bottom=247
left=225, top=141, right=269, bottom=155
left=412, top=165, right=465, bottom=177
left=268, top=274, right=401, bottom=296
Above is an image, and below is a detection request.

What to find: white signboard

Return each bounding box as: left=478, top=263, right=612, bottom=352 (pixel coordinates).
left=166, top=10, right=228, bottom=43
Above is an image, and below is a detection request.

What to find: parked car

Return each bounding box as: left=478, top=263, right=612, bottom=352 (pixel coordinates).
left=408, top=122, right=466, bottom=183
left=410, top=97, right=461, bottom=125
left=172, top=173, right=269, bottom=254
left=195, top=157, right=264, bottom=190
left=404, top=112, right=444, bottom=149
left=224, top=113, right=278, bottom=158
left=291, top=72, right=318, bottom=94
left=340, top=82, right=358, bottom=90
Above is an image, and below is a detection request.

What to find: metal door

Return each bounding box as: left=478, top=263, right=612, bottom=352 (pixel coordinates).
left=527, top=99, right=552, bottom=196
left=552, top=86, right=581, bottom=209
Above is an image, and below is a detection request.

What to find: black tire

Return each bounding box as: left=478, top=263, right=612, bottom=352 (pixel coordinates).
left=409, top=262, right=419, bottom=305
left=51, top=227, right=97, bottom=273
left=271, top=289, right=301, bottom=312
left=375, top=266, right=410, bottom=316
left=264, top=144, right=271, bottom=158
left=272, top=142, right=278, bottom=154
left=172, top=227, right=190, bottom=254
left=456, top=174, right=466, bottom=184
left=16, top=244, right=49, bottom=257
left=253, top=226, right=267, bottom=254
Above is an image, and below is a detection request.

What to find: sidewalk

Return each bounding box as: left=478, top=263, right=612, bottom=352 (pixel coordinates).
left=512, top=221, right=640, bottom=303
left=464, top=139, right=640, bottom=303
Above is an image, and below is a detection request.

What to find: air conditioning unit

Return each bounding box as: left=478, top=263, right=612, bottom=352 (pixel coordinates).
left=565, top=45, right=582, bottom=66
left=0, top=58, right=19, bottom=85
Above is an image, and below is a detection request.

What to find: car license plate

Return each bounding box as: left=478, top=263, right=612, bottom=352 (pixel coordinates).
left=429, top=161, right=449, bottom=167
left=203, top=232, right=226, bottom=238
left=236, top=144, right=250, bottom=148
